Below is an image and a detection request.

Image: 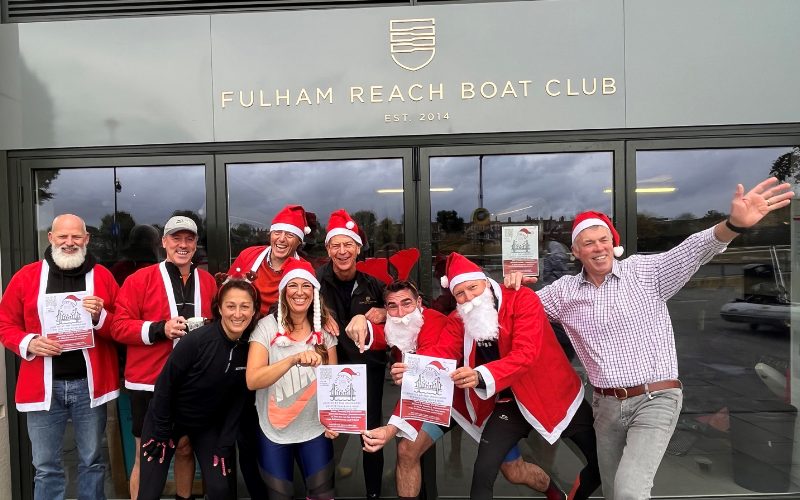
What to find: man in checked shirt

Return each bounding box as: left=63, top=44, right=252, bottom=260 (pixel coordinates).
left=507, top=177, right=794, bottom=499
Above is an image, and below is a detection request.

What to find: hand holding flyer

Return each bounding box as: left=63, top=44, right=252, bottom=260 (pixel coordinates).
left=316, top=364, right=368, bottom=433
left=42, top=291, right=95, bottom=352
left=399, top=353, right=457, bottom=426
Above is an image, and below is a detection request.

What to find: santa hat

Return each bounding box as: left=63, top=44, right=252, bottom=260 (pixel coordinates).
left=518, top=228, right=530, bottom=234
left=65, top=295, right=80, bottom=301
left=271, top=205, right=311, bottom=241
left=274, top=258, right=323, bottom=346
left=339, top=367, right=357, bottom=377
left=440, top=252, right=486, bottom=292
left=428, top=360, right=445, bottom=371
left=571, top=211, right=624, bottom=258
left=325, top=209, right=362, bottom=246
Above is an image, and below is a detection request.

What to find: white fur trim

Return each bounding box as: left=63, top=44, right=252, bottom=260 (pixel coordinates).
left=473, top=365, right=496, bottom=400
left=125, top=381, right=155, bottom=391
left=363, top=321, right=374, bottom=350
left=388, top=415, right=418, bottom=441
left=20, top=334, right=37, bottom=361
left=516, top=385, right=585, bottom=444
left=94, top=308, right=108, bottom=330
left=440, top=276, right=449, bottom=288
left=250, top=247, right=270, bottom=273
left=140, top=321, right=153, bottom=345
left=91, top=389, right=119, bottom=407
left=613, top=246, right=624, bottom=257
left=571, top=218, right=609, bottom=245
left=270, top=222, right=304, bottom=241
left=448, top=271, right=486, bottom=292
left=279, top=269, right=320, bottom=291
left=325, top=228, right=362, bottom=246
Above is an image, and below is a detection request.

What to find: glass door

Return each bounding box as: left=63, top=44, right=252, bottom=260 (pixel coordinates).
left=17, top=155, right=215, bottom=500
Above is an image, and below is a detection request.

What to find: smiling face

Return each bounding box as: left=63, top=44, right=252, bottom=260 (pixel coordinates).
left=385, top=288, right=421, bottom=319
left=572, top=225, right=615, bottom=286
left=269, top=230, right=301, bottom=265
left=326, top=234, right=360, bottom=277
left=48, top=214, right=89, bottom=270
left=284, top=277, right=315, bottom=315
left=451, top=279, right=488, bottom=305
left=162, top=230, right=197, bottom=269
left=219, top=287, right=256, bottom=340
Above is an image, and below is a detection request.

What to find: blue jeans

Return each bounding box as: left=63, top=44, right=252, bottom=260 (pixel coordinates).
left=26, top=378, right=108, bottom=500
left=592, top=388, right=682, bottom=500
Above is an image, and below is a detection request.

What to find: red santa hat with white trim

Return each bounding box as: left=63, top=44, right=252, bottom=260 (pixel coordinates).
left=339, top=367, right=358, bottom=377
left=275, top=258, right=322, bottom=344
left=270, top=205, right=311, bottom=241
left=325, top=209, right=362, bottom=246
left=571, top=211, right=624, bottom=258
left=440, top=252, right=487, bottom=292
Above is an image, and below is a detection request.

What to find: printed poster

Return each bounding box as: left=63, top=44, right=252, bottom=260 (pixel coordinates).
left=42, top=292, right=94, bottom=351
left=399, top=353, right=457, bottom=426
left=317, top=364, right=368, bottom=433
left=502, top=225, right=539, bottom=276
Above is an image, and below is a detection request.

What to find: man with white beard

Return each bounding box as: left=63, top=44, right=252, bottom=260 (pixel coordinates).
left=386, top=253, right=601, bottom=500
left=0, top=214, right=120, bottom=500
left=351, top=279, right=566, bottom=500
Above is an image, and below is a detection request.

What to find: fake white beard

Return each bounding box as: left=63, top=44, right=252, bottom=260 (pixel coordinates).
left=457, top=287, right=500, bottom=342
left=384, top=307, right=424, bottom=353
left=51, top=244, right=87, bottom=270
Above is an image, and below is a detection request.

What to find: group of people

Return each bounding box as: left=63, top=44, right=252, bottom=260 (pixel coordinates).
left=0, top=176, right=791, bottom=500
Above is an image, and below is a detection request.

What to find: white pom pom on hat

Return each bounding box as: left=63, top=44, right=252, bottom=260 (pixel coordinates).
left=571, top=211, right=624, bottom=258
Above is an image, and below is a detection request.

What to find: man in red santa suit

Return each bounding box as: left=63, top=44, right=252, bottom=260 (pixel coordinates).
left=112, top=215, right=217, bottom=500
left=230, top=204, right=311, bottom=316
left=388, top=253, right=601, bottom=500
left=0, top=214, right=119, bottom=500
left=350, top=275, right=564, bottom=500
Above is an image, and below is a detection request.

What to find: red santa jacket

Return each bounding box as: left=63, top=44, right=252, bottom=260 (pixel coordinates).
left=0, top=260, right=120, bottom=411
left=229, top=245, right=303, bottom=315
left=397, top=280, right=584, bottom=444
left=111, top=262, right=216, bottom=391
left=365, top=308, right=459, bottom=438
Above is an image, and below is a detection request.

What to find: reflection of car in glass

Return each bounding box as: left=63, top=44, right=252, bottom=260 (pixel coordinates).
left=719, top=299, right=790, bottom=331
left=720, top=258, right=790, bottom=331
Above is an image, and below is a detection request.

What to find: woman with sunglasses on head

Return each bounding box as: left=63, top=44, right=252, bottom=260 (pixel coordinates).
left=246, top=258, right=338, bottom=500
left=137, top=273, right=261, bottom=500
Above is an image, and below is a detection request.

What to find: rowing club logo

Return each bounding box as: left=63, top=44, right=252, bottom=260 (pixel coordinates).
left=390, top=18, right=436, bottom=71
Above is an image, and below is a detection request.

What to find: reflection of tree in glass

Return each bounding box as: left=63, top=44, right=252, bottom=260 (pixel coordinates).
left=35, top=170, right=60, bottom=205
left=352, top=210, right=377, bottom=240
left=769, top=147, right=800, bottom=183
left=436, top=210, right=464, bottom=233
left=375, top=217, right=401, bottom=255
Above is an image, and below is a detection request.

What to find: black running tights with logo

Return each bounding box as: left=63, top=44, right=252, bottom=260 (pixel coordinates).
left=470, top=399, right=601, bottom=500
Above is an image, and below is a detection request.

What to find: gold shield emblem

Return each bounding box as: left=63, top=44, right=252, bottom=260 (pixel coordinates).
left=390, top=18, right=436, bottom=72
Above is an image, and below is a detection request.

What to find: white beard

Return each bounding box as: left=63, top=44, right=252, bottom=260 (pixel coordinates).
left=51, top=244, right=87, bottom=270
left=457, top=287, right=500, bottom=342
left=384, top=308, right=424, bottom=353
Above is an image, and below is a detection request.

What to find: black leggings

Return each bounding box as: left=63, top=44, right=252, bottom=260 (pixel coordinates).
left=470, top=399, right=601, bottom=500
left=138, top=413, right=237, bottom=500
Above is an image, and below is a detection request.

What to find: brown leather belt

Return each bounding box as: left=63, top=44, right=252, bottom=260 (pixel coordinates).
left=594, top=379, right=682, bottom=400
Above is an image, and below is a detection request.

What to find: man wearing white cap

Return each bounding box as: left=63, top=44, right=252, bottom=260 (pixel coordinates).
left=507, top=177, right=795, bottom=499
left=317, top=209, right=387, bottom=499
left=112, top=215, right=217, bottom=500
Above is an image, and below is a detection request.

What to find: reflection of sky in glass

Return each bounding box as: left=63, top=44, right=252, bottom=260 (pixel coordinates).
left=430, top=152, right=614, bottom=221
left=35, top=166, right=206, bottom=257
left=636, top=147, right=794, bottom=219
left=36, top=166, right=206, bottom=231
left=227, top=159, right=404, bottom=230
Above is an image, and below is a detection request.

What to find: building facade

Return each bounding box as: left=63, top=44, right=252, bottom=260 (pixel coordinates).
left=1, top=0, right=799, bottom=498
